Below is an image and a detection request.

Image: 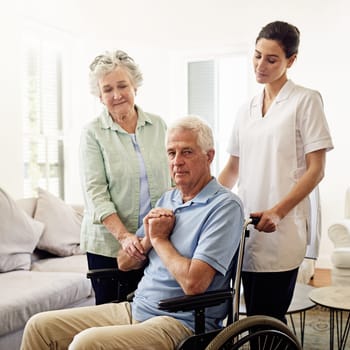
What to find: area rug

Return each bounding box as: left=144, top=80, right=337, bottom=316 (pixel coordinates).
left=290, top=305, right=350, bottom=349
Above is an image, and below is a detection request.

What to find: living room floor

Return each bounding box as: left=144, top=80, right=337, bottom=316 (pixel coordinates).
left=308, top=268, right=332, bottom=288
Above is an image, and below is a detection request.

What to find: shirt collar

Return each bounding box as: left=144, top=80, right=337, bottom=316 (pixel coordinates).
left=172, top=177, right=219, bottom=207
left=100, top=105, right=153, bottom=132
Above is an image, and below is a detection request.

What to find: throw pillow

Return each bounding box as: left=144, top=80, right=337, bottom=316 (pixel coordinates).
left=34, top=188, right=83, bottom=256
left=0, top=253, right=31, bottom=272
left=0, top=188, right=44, bottom=272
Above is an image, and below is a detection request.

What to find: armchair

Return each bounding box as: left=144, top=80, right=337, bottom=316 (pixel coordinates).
left=328, top=187, right=350, bottom=285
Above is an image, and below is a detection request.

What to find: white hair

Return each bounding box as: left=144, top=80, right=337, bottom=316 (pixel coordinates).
left=167, top=115, right=214, bottom=152
left=89, top=50, right=143, bottom=97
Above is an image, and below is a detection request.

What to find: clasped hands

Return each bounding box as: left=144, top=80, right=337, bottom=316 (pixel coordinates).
left=123, top=208, right=175, bottom=261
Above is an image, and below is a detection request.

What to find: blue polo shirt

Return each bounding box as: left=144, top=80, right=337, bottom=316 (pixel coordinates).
left=131, top=178, right=244, bottom=332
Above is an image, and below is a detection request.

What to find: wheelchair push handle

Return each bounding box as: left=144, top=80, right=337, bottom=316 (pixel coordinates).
left=243, top=216, right=260, bottom=238
left=248, top=216, right=260, bottom=226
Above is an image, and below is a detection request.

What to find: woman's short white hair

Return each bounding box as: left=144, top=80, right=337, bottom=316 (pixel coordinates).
left=89, top=50, right=143, bottom=97
left=167, top=115, right=214, bottom=152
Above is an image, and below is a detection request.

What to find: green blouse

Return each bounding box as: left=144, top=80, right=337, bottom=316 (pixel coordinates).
left=79, top=106, right=171, bottom=257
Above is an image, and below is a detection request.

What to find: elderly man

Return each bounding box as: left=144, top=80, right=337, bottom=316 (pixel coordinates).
left=21, top=116, right=244, bottom=350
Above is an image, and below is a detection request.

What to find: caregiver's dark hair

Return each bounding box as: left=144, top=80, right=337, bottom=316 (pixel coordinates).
left=256, top=21, right=300, bottom=58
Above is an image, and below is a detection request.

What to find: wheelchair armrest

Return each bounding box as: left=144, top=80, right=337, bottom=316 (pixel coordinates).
left=86, top=268, right=141, bottom=303
left=86, top=268, right=123, bottom=280
left=158, top=289, right=233, bottom=312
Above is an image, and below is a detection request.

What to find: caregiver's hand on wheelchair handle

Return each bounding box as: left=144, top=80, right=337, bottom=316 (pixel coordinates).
left=250, top=209, right=281, bottom=233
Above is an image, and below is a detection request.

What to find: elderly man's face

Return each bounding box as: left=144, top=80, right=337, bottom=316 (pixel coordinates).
left=166, top=129, right=214, bottom=196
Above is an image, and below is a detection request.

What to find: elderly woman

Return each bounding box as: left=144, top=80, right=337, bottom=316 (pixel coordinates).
left=80, top=50, right=171, bottom=304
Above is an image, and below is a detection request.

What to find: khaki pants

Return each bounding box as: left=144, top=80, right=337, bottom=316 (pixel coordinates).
left=20, top=302, right=193, bottom=350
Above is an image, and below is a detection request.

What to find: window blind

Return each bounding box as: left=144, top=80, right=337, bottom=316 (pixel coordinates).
left=187, top=60, right=216, bottom=127
left=22, top=36, right=64, bottom=198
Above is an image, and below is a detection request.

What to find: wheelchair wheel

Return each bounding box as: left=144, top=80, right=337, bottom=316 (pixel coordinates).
left=205, top=315, right=302, bottom=350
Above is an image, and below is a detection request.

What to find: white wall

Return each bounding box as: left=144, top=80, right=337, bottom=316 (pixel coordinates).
left=0, top=6, right=23, bottom=198
left=1, top=0, right=349, bottom=268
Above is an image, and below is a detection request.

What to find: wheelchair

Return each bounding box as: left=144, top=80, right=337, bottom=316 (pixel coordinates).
left=88, top=218, right=302, bottom=350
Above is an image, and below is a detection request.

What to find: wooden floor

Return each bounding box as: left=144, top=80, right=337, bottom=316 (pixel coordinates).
left=308, top=268, right=332, bottom=287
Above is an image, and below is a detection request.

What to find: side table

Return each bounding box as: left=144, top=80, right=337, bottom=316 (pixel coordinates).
left=240, top=282, right=316, bottom=346
left=309, top=286, right=350, bottom=350
left=286, top=282, right=316, bottom=346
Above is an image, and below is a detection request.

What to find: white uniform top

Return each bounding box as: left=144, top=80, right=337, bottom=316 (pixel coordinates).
left=227, top=80, right=333, bottom=272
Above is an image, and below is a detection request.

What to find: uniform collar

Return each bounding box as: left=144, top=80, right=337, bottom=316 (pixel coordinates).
left=253, top=79, right=296, bottom=108
left=100, top=105, right=152, bottom=132
left=273, top=79, right=296, bottom=103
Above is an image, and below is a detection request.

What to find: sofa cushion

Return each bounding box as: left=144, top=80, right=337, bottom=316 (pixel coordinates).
left=0, top=270, right=92, bottom=336
left=0, top=254, right=31, bottom=272
left=34, top=188, right=83, bottom=256
left=31, top=254, right=89, bottom=273
left=0, top=188, right=44, bottom=272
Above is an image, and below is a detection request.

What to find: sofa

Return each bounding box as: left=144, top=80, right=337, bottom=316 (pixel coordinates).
left=328, top=186, right=350, bottom=285
left=0, top=188, right=94, bottom=350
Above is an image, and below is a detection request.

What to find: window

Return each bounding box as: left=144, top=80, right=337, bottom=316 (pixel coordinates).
left=187, top=53, right=249, bottom=175
left=22, top=28, right=67, bottom=199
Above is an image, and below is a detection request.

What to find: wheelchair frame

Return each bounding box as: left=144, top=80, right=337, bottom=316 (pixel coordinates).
left=87, top=218, right=302, bottom=349
left=158, top=218, right=302, bottom=350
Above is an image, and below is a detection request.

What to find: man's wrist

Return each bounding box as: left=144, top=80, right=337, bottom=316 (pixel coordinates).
left=143, top=242, right=152, bottom=253
left=150, top=236, right=168, bottom=247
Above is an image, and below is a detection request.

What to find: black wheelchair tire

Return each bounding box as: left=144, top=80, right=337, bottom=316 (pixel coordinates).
left=205, top=315, right=302, bottom=350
